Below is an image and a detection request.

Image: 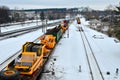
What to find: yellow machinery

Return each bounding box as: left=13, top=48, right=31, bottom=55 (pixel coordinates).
left=61, top=20, right=69, bottom=33
left=40, top=35, right=56, bottom=49
left=0, top=20, right=69, bottom=80
left=0, top=35, right=56, bottom=78
left=15, top=42, right=44, bottom=75
left=15, top=35, right=56, bottom=75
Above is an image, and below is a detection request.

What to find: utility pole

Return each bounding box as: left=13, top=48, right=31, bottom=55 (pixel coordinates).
left=107, top=5, right=114, bottom=29
left=67, top=19, right=69, bottom=38
left=0, top=26, right=1, bottom=35
left=45, top=19, right=48, bottom=33
left=35, top=11, right=38, bottom=26
left=0, top=21, right=1, bottom=35
left=40, top=11, right=45, bottom=33
left=67, top=26, right=69, bottom=38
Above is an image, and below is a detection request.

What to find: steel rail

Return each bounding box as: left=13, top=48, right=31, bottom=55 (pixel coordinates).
left=77, top=26, right=104, bottom=80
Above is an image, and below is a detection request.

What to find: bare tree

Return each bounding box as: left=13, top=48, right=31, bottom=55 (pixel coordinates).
left=0, top=6, right=10, bottom=24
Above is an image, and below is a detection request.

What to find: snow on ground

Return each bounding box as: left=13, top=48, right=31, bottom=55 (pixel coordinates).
left=1, top=22, right=41, bottom=32
left=0, top=29, right=43, bottom=64
left=1, top=19, right=63, bottom=32
left=0, top=17, right=120, bottom=80
left=84, top=26, right=120, bottom=80
left=0, top=20, right=59, bottom=65
left=40, top=18, right=120, bottom=80
left=40, top=22, right=90, bottom=80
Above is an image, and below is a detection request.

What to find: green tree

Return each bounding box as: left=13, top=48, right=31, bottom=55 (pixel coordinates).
left=114, top=5, right=120, bottom=15
left=113, top=6, right=120, bottom=27
left=113, top=4, right=120, bottom=40
left=14, top=12, right=20, bottom=22
left=48, top=15, right=54, bottom=20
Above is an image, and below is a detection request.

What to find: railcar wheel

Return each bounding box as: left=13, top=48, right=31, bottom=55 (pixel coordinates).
left=0, top=69, right=19, bottom=80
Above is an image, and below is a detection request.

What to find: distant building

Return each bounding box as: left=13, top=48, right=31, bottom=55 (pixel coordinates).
left=78, top=7, right=93, bottom=12
left=102, top=22, right=110, bottom=32
left=89, top=19, right=102, bottom=29
left=89, top=19, right=109, bottom=32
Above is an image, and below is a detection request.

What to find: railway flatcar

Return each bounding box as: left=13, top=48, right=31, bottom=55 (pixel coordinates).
left=0, top=20, right=69, bottom=80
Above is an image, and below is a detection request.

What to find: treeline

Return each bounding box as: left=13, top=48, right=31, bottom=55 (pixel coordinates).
left=107, top=6, right=120, bottom=40
left=0, top=6, right=75, bottom=24
left=0, top=6, right=11, bottom=24
left=81, top=4, right=120, bottom=40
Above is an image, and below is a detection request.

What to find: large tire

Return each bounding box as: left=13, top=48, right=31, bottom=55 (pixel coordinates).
left=0, top=69, right=19, bottom=80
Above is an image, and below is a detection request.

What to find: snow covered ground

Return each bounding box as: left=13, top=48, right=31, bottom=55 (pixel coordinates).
left=0, top=19, right=62, bottom=71
left=85, top=26, right=120, bottom=80
left=40, top=18, right=120, bottom=80
left=40, top=23, right=90, bottom=80
left=0, top=18, right=120, bottom=80
left=1, top=19, right=63, bottom=32
left=0, top=28, right=43, bottom=70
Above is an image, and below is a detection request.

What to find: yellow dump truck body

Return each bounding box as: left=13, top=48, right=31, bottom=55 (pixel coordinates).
left=15, top=51, right=44, bottom=75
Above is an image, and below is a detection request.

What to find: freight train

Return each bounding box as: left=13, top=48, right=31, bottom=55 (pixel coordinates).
left=76, top=17, right=81, bottom=24
left=0, top=20, right=69, bottom=80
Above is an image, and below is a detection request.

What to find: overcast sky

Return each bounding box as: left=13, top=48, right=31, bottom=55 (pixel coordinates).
left=0, top=0, right=119, bottom=10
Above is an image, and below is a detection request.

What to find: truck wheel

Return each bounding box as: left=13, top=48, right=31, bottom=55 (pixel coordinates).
left=0, top=69, right=19, bottom=80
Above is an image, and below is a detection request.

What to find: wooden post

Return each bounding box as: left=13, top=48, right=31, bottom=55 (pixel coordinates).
left=79, top=65, right=81, bottom=72
left=116, top=68, right=119, bottom=76
left=67, top=27, right=69, bottom=38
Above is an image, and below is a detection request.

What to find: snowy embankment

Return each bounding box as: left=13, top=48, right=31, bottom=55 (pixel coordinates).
left=80, top=18, right=120, bottom=79
left=40, top=18, right=120, bottom=80
left=84, top=25, right=120, bottom=80
left=0, top=18, right=120, bottom=80
left=0, top=19, right=63, bottom=70
left=0, top=29, right=43, bottom=64
left=1, top=19, right=63, bottom=32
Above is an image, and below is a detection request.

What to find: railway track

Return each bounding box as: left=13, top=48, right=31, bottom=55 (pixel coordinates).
left=0, top=21, right=60, bottom=41
left=77, top=26, right=104, bottom=80
left=0, top=21, right=62, bottom=70
left=0, top=19, right=69, bottom=71
left=0, top=20, right=40, bottom=27
left=0, top=19, right=70, bottom=80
